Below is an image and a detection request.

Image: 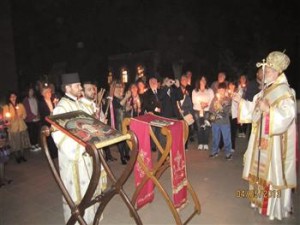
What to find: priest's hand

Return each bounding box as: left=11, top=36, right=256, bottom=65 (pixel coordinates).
left=258, top=99, right=270, bottom=113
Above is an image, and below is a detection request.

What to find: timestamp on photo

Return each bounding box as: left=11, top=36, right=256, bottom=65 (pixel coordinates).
left=235, top=189, right=281, bottom=198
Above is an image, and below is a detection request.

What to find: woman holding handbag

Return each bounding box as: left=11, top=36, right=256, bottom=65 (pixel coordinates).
left=178, top=75, right=195, bottom=150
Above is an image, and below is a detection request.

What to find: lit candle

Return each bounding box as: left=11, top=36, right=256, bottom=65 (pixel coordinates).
left=107, top=72, right=113, bottom=84
left=122, top=70, right=128, bottom=83
left=5, top=112, right=11, bottom=120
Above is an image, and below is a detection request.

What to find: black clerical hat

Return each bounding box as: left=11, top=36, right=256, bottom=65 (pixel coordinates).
left=61, top=73, right=81, bottom=86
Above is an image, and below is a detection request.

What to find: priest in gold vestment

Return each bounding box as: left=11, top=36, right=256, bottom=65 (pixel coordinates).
left=233, top=51, right=297, bottom=220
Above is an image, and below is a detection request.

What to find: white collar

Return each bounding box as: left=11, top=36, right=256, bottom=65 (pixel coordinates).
left=65, top=93, right=77, bottom=101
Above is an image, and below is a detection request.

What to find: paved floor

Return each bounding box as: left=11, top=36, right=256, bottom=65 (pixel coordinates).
left=0, top=136, right=299, bottom=225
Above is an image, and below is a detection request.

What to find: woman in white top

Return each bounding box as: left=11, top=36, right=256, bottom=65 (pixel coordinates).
left=192, top=76, right=214, bottom=150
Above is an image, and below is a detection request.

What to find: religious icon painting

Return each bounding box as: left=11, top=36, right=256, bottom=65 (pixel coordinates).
left=46, top=110, right=126, bottom=148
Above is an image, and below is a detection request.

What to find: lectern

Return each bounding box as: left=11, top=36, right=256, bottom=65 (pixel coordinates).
left=123, top=113, right=201, bottom=225
left=41, top=110, right=142, bottom=225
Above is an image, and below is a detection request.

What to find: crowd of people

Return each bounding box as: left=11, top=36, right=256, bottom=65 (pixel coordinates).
left=0, top=66, right=265, bottom=181
left=0, top=51, right=297, bottom=223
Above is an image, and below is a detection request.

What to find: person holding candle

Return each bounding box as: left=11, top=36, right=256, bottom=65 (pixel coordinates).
left=0, top=110, right=12, bottom=187
left=80, top=81, right=116, bottom=162
left=209, top=82, right=232, bottom=160
left=2, top=91, right=31, bottom=163
left=111, top=80, right=131, bottom=164
left=192, top=76, right=214, bottom=150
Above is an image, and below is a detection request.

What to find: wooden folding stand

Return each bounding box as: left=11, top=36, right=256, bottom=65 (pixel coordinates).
left=123, top=115, right=201, bottom=225
left=41, top=111, right=142, bottom=225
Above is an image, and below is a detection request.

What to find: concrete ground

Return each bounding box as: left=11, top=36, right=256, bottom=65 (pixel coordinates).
left=0, top=135, right=299, bottom=225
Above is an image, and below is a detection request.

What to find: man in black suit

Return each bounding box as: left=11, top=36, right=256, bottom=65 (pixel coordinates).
left=142, top=76, right=183, bottom=119
left=142, top=75, right=162, bottom=153
left=143, top=75, right=183, bottom=158
left=142, top=75, right=162, bottom=115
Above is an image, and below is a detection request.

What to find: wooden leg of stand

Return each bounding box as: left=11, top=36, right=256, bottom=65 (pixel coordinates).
left=93, top=131, right=142, bottom=225
left=41, top=126, right=87, bottom=225
left=182, top=182, right=201, bottom=225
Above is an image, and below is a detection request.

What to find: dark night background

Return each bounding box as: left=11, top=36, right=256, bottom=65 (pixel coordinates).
left=1, top=0, right=299, bottom=98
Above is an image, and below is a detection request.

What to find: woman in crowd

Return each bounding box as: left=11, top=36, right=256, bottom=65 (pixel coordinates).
left=2, top=91, right=31, bottom=163
left=178, top=75, right=194, bottom=151
left=111, top=81, right=131, bottom=164
left=38, top=85, right=58, bottom=159
left=22, top=87, right=41, bottom=151
left=192, top=76, right=214, bottom=150
left=0, top=110, right=12, bottom=186
left=179, top=75, right=194, bottom=150
left=136, top=78, right=147, bottom=95
left=126, top=83, right=143, bottom=118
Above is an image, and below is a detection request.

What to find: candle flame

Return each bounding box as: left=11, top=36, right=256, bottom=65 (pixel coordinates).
left=5, top=112, right=11, bottom=118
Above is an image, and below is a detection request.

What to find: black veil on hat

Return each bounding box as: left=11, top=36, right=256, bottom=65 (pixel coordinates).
left=61, top=73, right=81, bottom=86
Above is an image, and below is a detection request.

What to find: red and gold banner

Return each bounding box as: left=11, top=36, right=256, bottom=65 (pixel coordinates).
left=130, top=118, right=154, bottom=209
left=169, top=120, right=187, bottom=208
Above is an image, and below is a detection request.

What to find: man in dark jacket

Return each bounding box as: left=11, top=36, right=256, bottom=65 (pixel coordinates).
left=142, top=75, right=162, bottom=115
left=160, top=77, right=183, bottom=119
